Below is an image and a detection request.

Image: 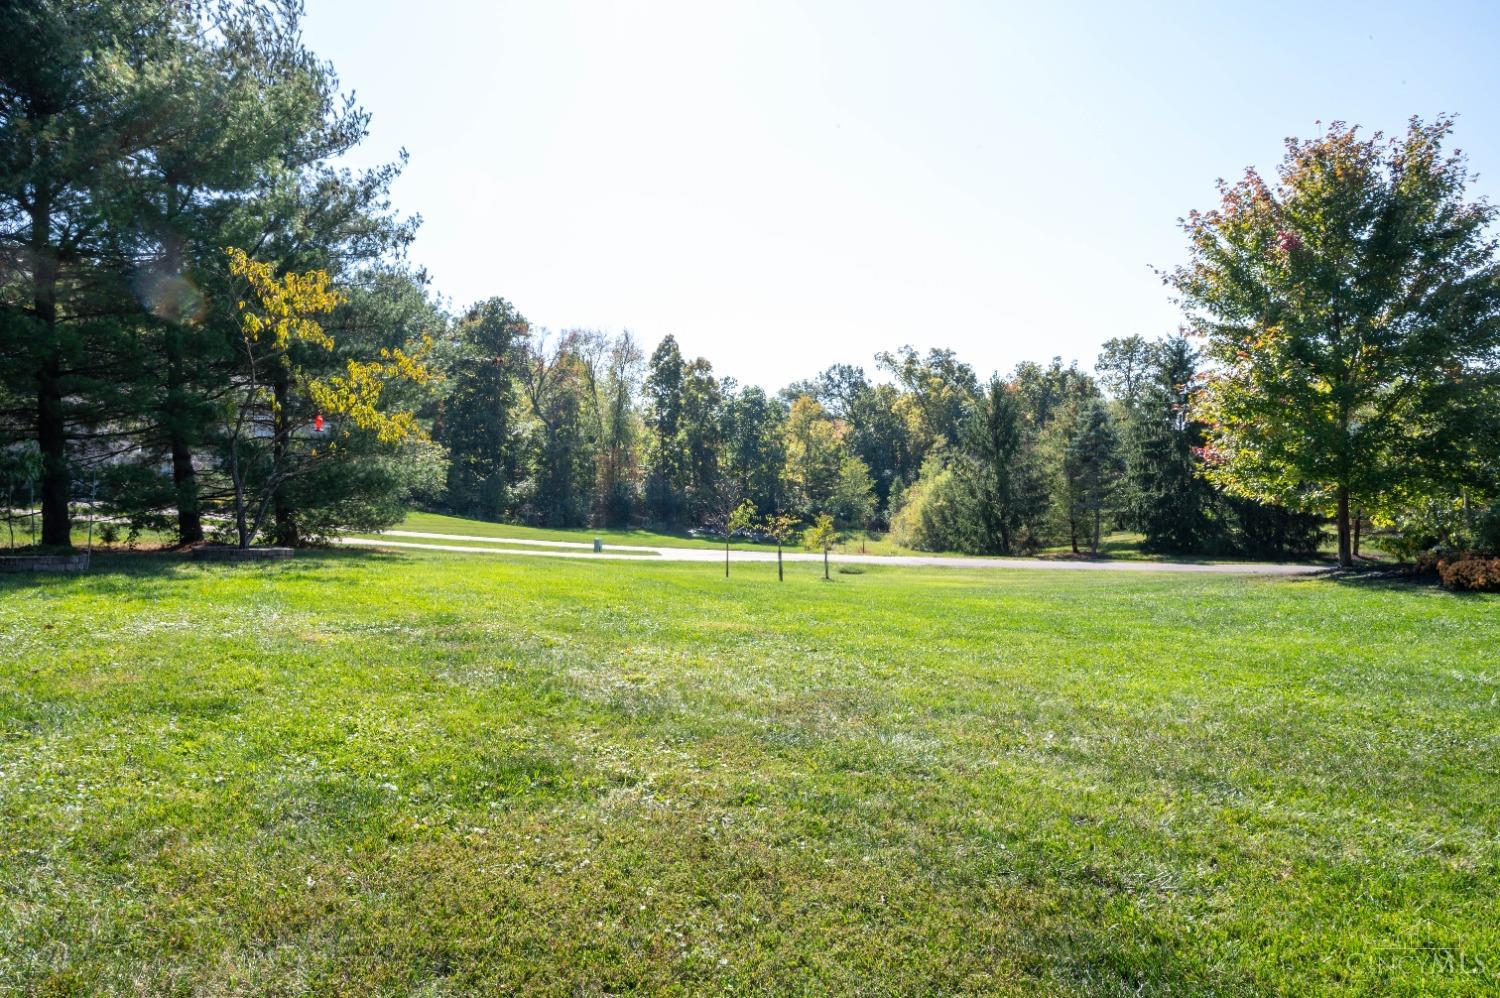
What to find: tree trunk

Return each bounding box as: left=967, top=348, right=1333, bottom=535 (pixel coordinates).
left=823, top=547, right=829, bottom=580
left=230, top=447, right=250, bottom=548
left=37, top=357, right=70, bottom=548
left=165, top=325, right=203, bottom=545
left=1092, top=505, right=1102, bottom=556
left=1336, top=486, right=1352, bottom=568
left=777, top=542, right=783, bottom=582
left=159, top=256, right=205, bottom=546
left=31, top=192, right=71, bottom=550
left=160, top=187, right=203, bottom=546
left=1352, top=507, right=1362, bottom=559
left=724, top=540, right=729, bottom=577
left=171, top=435, right=203, bottom=545
left=274, top=505, right=298, bottom=547
left=271, top=369, right=297, bottom=547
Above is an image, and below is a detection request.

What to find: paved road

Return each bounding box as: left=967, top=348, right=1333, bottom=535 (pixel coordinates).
left=336, top=530, right=1329, bottom=575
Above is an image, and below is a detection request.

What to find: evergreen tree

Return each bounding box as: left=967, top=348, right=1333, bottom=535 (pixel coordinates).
left=680, top=358, right=722, bottom=523
left=218, top=249, right=435, bottom=548
left=1122, top=336, right=1220, bottom=552
left=1, top=2, right=187, bottom=546
left=3, top=3, right=439, bottom=548
left=113, top=2, right=344, bottom=544
left=438, top=298, right=526, bottom=520
left=1065, top=400, right=1124, bottom=555
left=643, top=335, right=688, bottom=524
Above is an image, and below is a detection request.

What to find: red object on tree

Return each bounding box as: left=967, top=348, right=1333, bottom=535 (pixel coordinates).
left=314, top=412, right=324, bottom=432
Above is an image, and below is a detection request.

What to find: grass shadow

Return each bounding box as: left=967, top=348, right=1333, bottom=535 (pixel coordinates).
left=1314, top=565, right=1488, bottom=596
left=0, top=545, right=411, bottom=596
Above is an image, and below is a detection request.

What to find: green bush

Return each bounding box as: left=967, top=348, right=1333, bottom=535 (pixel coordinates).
left=889, top=462, right=967, bottom=552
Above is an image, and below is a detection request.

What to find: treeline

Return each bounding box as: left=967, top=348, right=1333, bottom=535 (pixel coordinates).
left=431, top=320, right=1325, bottom=558
left=398, top=118, right=1500, bottom=567
left=423, top=117, right=1500, bottom=568
left=5, top=7, right=1497, bottom=563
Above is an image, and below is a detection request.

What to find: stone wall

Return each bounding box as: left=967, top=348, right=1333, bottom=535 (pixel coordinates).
left=0, top=554, right=90, bottom=573
left=191, top=546, right=295, bottom=562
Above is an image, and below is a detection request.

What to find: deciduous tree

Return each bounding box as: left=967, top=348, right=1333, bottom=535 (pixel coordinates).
left=763, top=509, right=799, bottom=582
left=782, top=395, right=844, bottom=517
left=1173, top=118, right=1500, bottom=567
left=955, top=376, right=1045, bottom=554
left=221, top=248, right=433, bottom=547
left=806, top=512, right=838, bottom=580
left=714, top=496, right=757, bottom=577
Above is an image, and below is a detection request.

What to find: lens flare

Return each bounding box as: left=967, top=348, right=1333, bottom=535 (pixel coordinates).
left=134, top=265, right=207, bottom=324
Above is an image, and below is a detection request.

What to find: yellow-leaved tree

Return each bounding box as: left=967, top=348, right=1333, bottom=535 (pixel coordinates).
left=804, top=512, right=839, bottom=580
left=222, top=248, right=435, bottom=548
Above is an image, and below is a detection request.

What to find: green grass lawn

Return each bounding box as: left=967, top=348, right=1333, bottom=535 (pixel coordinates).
left=366, top=511, right=1299, bottom=562
left=375, top=510, right=954, bottom=557
left=379, top=510, right=730, bottom=548
left=2, top=549, right=1495, bottom=994
left=4, top=508, right=1352, bottom=566
left=1035, top=530, right=1366, bottom=565
left=341, top=533, right=663, bottom=557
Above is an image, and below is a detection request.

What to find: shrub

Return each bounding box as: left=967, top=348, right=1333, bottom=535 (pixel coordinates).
left=889, top=464, right=967, bottom=552
left=1384, top=496, right=1500, bottom=562
left=1223, top=497, right=1325, bottom=559
left=1478, top=503, right=1500, bottom=554
left=1436, top=555, right=1500, bottom=592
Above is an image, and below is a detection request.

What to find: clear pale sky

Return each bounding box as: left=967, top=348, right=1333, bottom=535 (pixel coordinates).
left=301, top=0, right=1500, bottom=389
